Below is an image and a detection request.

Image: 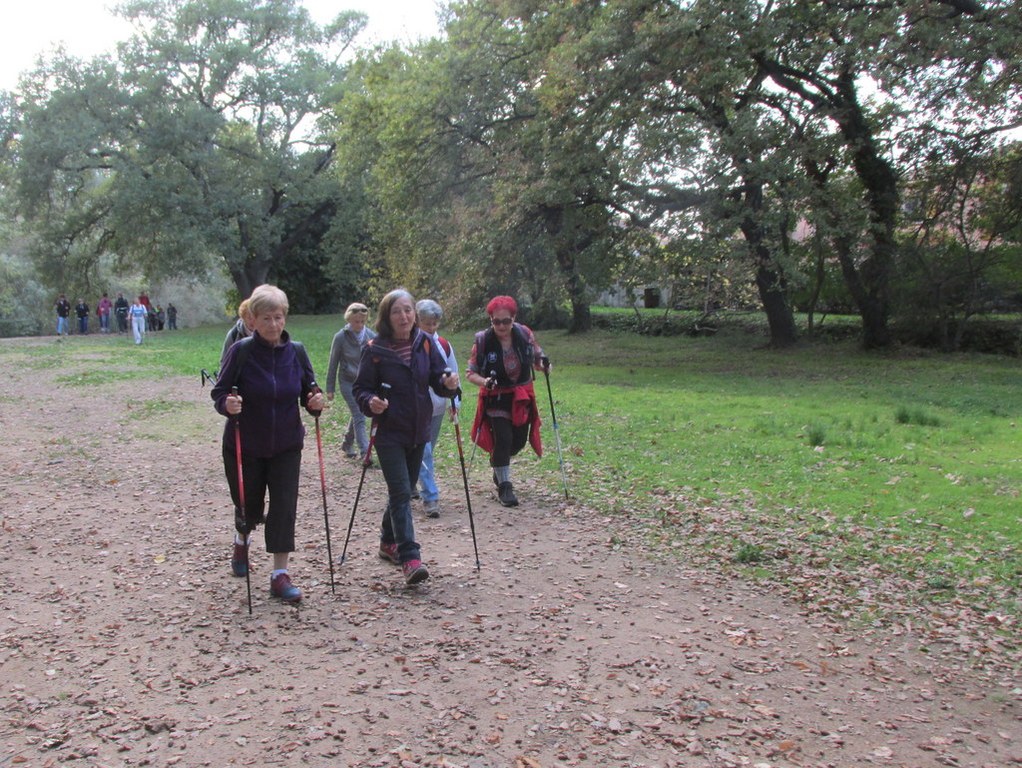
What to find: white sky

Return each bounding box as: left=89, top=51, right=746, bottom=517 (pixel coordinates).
left=0, top=0, right=443, bottom=91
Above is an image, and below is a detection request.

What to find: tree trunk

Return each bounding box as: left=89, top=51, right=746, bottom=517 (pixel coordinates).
left=739, top=188, right=797, bottom=348
left=540, top=204, right=593, bottom=333
left=832, top=72, right=898, bottom=349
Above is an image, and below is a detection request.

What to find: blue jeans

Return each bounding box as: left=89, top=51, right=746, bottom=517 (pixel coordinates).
left=339, top=380, right=368, bottom=454
left=417, top=411, right=446, bottom=503
left=56, top=317, right=68, bottom=335
left=376, top=442, right=426, bottom=563
left=78, top=316, right=88, bottom=334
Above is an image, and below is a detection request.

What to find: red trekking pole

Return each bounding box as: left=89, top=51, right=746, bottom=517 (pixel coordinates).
left=232, top=386, right=253, bottom=615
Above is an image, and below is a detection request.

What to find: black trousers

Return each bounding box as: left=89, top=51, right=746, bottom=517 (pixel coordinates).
left=488, top=416, right=529, bottom=467
left=222, top=447, right=301, bottom=553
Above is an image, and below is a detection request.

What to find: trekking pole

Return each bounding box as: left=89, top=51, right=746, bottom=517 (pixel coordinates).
left=231, top=386, right=253, bottom=614
left=312, top=388, right=335, bottom=594
left=540, top=356, right=569, bottom=499
left=445, top=369, right=481, bottom=570
left=201, top=368, right=217, bottom=387
left=338, top=383, right=390, bottom=565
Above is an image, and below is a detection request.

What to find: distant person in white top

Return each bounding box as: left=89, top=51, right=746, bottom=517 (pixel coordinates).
left=128, top=297, right=148, bottom=345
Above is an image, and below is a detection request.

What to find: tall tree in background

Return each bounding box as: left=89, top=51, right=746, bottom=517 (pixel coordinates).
left=11, top=0, right=367, bottom=300
left=336, top=4, right=624, bottom=330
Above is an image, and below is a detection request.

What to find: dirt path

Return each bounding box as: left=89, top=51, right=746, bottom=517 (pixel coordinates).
left=0, top=336, right=1018, bottom=767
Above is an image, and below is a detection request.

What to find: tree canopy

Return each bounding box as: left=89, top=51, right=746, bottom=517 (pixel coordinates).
left=2, top=0, right=1019, bottom=348
left=9, top=0, right=367, bottom=303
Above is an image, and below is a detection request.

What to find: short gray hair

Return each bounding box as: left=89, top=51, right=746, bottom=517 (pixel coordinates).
left=416, top=299, right=443, bottom=321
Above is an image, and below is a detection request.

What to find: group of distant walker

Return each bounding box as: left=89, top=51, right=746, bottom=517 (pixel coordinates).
left=54, top=291, right=178, bottom=343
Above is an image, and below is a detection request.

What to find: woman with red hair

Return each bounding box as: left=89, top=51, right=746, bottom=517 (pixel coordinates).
left=466, top=296, right=547, bottom=506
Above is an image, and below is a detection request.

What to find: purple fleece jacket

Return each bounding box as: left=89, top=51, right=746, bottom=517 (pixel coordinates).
left=211, top=331, right=318, bottom=457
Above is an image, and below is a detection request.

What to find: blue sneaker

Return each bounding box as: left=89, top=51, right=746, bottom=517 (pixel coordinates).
left=270, top=572, right=302, bottom=603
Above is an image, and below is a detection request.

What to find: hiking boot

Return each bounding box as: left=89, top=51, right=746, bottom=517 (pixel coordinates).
left=269, top=572, right=302, bottom=604
left=402, top=559, right=429, bottom=585
left=411, top=490, right=421, bottom=500
left=423, top=499, right=440, bottom=518
left=231, top=541, right=249, bottom=577
left=378, top=542, right=400, bottom=565
left=497, top=482, right=518, bottom=507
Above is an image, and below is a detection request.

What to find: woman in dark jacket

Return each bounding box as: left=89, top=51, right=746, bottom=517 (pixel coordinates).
left=466, top=295, right=546, bottom=507
left=353, top=289, right=460, bottom=585
left=212, top=284, right=325, bottom=604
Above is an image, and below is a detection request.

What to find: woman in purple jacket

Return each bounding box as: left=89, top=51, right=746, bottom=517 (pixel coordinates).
left=353, top=289, right=460, bottom=585
left=212, top=284, right=325, bottom=604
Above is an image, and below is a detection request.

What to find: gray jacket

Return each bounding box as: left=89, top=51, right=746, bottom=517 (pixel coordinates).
left=326, top=324, right=376, bottom=393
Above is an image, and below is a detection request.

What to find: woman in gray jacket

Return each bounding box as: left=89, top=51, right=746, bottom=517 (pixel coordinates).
left=326, top=302, right=376, bottom=458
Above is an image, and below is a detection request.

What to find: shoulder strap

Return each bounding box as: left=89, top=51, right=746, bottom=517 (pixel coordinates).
left=292, top=341, right=315, bottom=386
left=437, top=336, right=452, bottom=356
left=231, top=337, right=255, bottom=390
left=474, top=329, right=488, bottom=370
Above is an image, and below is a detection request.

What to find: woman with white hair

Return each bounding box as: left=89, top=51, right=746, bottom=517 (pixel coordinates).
left=414, top=299, right=458, bottom=518
left=212, top=284, right=325, bottom=604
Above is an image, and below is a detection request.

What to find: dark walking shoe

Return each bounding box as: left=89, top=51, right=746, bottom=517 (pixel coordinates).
left=231, top=541, right=249, bottom=577
left=270, top=572, right=302, bottom=603
left=379, top=542, right=400, bottom=565
left=497, top=481, right=519, bottom=507
left=423, top=500, right=440, bottom=518
left=403, top=559, right=429, bottom=585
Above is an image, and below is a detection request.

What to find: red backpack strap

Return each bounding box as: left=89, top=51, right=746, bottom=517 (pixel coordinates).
left=437, top=335, right=452, bottom=356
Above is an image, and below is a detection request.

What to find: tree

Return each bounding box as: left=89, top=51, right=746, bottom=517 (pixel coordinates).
left=11, top=0, right=367, bottom=300
left=335, top=4, right=625, bottom=330
left=896, top=142, right=1022, bottom=350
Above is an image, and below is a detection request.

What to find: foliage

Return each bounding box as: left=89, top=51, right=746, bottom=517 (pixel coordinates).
left=9, top=0, right=369, bottom=302
left=0, top=254, right=49, bottom=336
left=335, top=5, right=628, bottom=330
left=894, top=143, right=1022, bottom=350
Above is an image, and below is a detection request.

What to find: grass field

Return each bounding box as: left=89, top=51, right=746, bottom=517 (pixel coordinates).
left=18, top=314, right=1021, bottom=634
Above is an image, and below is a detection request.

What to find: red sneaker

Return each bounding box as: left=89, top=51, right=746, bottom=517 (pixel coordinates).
left=402, top=559, right=429, bottom=585
left=269, top=572, right=302, bottom=603
left=378, top=542, right=400, bottom=565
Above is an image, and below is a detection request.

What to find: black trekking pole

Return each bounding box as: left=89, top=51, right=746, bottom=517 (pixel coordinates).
left=338, top=383, right=390, bottom=565
left=201, top=368, right=217, bottom=387
left=540, top=356, right=569, bottom=499
left=445, top=370, right=481, bottom=570
left=231, top=386, right=253, bottom=614
left=311, top=384, right=335, bottom=593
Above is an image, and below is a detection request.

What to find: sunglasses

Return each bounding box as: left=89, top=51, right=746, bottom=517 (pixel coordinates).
left=351, top=308, right=369, bottom=314
left=491, top=317, right=513, bottom=326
